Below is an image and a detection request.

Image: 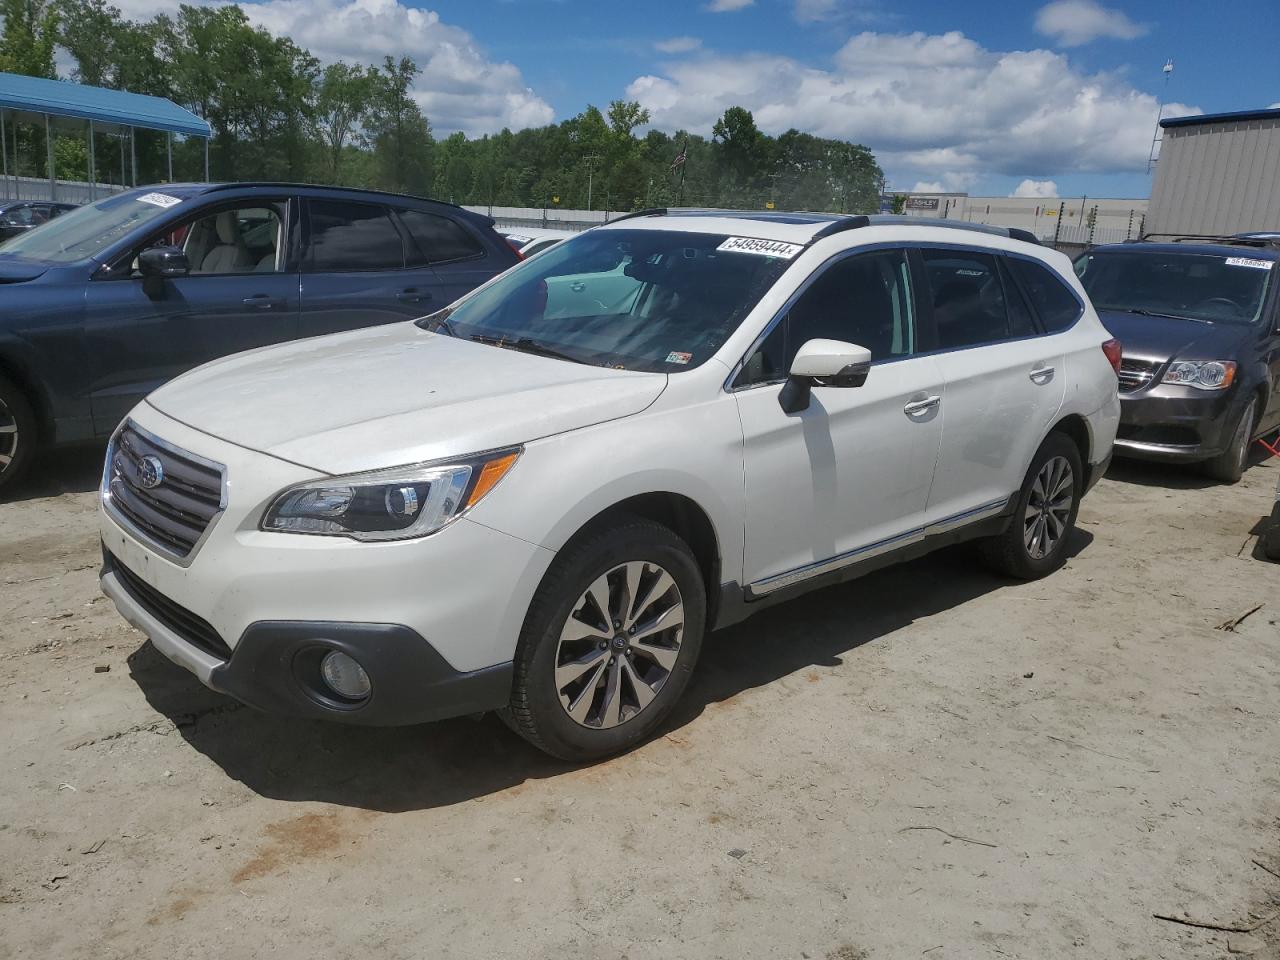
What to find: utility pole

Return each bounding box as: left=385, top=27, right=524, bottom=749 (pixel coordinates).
left=583, top=153, right=601, bottom=211
left=1147, top=59, right=1174, bottom=174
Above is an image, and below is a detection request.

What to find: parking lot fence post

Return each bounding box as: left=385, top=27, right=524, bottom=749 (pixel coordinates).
left=1, top=109, right=7, bottom=201
left=88, top=119, right=96, bottom=201
left=166, top=132, right=173, bottom=182
left=204, top=138, right=209, bottom=181
left=130, top=128, right=136, bottom=187
left=45, top=114, right=55, bottom=201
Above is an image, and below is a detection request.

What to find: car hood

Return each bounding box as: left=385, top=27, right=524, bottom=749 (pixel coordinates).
left=1097, top=309, right=1249, bottom=363
left=146, top=322, right=668, bottom=475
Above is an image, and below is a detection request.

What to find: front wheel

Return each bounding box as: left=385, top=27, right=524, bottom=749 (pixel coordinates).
left=0, top=375, right=37, bottom=496
left=980, top=432, right=1083, bottom=580
left=1201, top=399, right=1256, bottom=484
left=502, top=516, right=706, bottom=761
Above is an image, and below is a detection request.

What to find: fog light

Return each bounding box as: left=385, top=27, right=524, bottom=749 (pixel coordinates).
left=319, top=651, right=371, bottom=701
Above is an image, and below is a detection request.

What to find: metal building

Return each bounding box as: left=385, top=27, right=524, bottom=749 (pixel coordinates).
left=1146, top=107, right=1280, bottom=236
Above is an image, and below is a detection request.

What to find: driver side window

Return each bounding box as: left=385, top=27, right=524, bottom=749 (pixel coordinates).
left=734, top=248, right=915, bottom=388
left=138, top=204, right=286, bottom=276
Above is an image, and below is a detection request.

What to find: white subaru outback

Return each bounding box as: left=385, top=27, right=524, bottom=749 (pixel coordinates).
left=100, top=211, right=1121, bottom=761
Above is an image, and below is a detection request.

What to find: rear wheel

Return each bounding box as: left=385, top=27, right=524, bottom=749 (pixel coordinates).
left=1201, top=399, right=1256, bottom=484
left=0, top=375, right=37, bottom=495
left=980, top=433, right=1082, bottom=580
left=502, top=516, right=705, bottom=762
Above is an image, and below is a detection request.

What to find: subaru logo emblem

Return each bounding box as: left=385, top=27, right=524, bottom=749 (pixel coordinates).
left=138, top=455, right=165, bottom=490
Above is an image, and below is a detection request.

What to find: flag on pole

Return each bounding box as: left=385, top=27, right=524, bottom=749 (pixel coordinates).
left=670, top=144, right=687, bottom=171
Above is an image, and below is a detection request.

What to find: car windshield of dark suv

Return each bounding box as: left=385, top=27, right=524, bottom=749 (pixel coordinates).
left=420, top=228, right=797, bottom=372
left=0, top=189, right=195, bottom=263
left=1074, top=250, right=1274, bottom=325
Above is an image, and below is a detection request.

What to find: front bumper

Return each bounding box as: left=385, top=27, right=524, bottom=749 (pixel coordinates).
left=1114, top=385, right=1240, bottom=462
left=99, top=404, right=554, bottom=726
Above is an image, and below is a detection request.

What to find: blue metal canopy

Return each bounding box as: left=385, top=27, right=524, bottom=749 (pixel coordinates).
left=0, top=72, right=210, bottom=138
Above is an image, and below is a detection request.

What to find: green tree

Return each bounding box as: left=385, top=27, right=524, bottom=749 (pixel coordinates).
left=0, top=0, right=59, bottom=77
left=311, top=61, right=377, bottom=183
left=368, top=56, right=433, bottom=194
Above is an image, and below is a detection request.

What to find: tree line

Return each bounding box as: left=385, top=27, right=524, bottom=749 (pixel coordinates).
left=0, top=0, right=884, bottom=213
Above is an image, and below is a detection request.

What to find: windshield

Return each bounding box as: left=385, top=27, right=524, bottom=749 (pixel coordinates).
left=0, top=189, right=194, bottom=263
left=421, top=228, right=796, bottom=372
left=1075, top=250, right=1274, bottom=324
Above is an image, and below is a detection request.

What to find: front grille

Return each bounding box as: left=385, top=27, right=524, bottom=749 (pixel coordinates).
left=105, top=424, right=224, bottom=559
left=106, top=551, right=232, bottom=661
left=1118, top=358, right=1158, bottom=393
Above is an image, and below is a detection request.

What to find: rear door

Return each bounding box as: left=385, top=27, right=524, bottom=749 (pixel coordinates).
left=298, top=198, right=440, bottom=336
left=395, top=206, right=505, bottom=307
left=85, top=197, right=300, bottom=434
left=919, top=247, right=1066, bottom=526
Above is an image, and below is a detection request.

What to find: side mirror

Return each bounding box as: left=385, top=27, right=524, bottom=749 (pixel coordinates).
left=778, top=339, right=872, bottom=414
left=138, top=245, right=189, bottom=298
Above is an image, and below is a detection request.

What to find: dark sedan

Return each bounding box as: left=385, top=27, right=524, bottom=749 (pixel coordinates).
left=0, top=200, right=78, bottom=241
left=1075, top=240, right=1280, bottom=482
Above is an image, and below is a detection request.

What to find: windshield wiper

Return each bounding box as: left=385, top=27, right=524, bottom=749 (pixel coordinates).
left=470, top=334, right=586, bottom=364
left=1113, top=307, right=1212, bottom=324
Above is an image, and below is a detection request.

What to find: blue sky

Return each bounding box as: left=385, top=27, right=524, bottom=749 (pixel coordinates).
left=153, top=0, right=1280, bottom=199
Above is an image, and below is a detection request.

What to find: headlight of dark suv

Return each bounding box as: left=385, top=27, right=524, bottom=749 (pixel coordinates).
left=261, top=448, right=520, bottom=541
left=1161, top=360, right=1237, bottom=390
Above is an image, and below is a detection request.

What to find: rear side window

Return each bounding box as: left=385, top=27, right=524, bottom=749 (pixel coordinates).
left=306, top=200, right=404, bottom=272
left=398, top=209, right=484, bottom=265
left=1008, top=258, right=1082, bottom=332
left=923, top=249, right=1034, bottom=350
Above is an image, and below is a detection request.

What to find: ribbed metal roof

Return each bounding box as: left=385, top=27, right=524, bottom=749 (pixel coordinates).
left=1161, top=107, right=1280, bottom=129
left=0, top=72, right=211, bottom=137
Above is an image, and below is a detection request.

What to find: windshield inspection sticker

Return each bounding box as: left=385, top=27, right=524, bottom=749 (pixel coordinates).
left=717, top=236, right=804, bottom=259
left=665, top=351, right=693, bottom=365
left=136, top=192, right=182, bottom=209
left=1225, top=257, right=1272, bottom=270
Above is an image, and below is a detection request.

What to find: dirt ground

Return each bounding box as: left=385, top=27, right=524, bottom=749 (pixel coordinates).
left=1, top=444, right=1278, bottom=960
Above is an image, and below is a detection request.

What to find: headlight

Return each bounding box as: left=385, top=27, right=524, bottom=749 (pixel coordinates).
left=1161, top=360, right=1237, bottom=390
left=261, top=448, right=520, bottom=541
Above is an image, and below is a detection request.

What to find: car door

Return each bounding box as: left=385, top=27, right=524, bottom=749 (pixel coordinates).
left=298, top=197, right=440, bottom=337
left=732, top=247, right=946, bottom=590
left=84, top=197, right=301, bottom=434
left=395, top=206, right=502, bottom=307
left=919, top=247, right=1066, bottom=527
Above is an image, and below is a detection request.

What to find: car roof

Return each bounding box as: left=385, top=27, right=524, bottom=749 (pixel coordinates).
left=124, top=182, right=482, bottom=217
left=1091, top=241, right=1280, bottom=261
left=596, top=209, right=1043, bottom=249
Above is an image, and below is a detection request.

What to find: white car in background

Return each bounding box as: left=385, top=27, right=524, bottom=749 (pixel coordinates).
left=100, top=211, right=1121, bottom=761
left=502, top=227, right=575, bottom=258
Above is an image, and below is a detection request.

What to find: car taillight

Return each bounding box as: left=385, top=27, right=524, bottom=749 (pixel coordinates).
left=1101, top=338, right=1122, bottom=375
left=505, top=239, right=525, bottom=260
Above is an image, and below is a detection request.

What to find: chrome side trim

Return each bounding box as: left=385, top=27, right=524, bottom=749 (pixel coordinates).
left=1113, top=437, right=1201, bottom=454
left=746, top=497, right=1009, bottom=598
left=100, top=419, right=229, bottom=568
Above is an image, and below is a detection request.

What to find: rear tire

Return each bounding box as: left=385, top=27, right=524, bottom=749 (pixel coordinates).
left=1202, top=399, right=1255, bottom=484
left=502, top=516, right=706, bottom=762
left=0, top=374, right=37, bottom=496
left=980, top=432, right=1083, bottom=580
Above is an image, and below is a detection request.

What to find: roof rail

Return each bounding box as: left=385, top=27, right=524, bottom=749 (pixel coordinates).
left=1139, top=232, right=1280, bottom=250
left=810, top=215, right=1040, bottom=245
left=604, top=207, right=668, bottom=224
left=809, top=215, right=871, bottom=241
left=201, top=181, right=471, bottom=212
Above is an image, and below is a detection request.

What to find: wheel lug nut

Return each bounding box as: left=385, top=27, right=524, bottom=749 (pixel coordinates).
left=613, top=619, right=621, bottom=629
left=598, top=641, right=607, bottom=649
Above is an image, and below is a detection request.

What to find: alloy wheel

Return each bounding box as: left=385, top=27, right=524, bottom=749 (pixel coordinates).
left=1024, top=456, right=1074, bottom=560
left=554, top=560, right=685, bottom=729
left=1232, top=404, right=1255, bottom=476
left=0, top=395, right=19, bottom=475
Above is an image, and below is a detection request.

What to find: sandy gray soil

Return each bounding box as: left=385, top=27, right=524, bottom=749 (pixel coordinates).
left=1, top=445, right=1278, bottom=960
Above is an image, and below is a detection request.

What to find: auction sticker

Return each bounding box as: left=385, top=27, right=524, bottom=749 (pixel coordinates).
left=717, top=236, right=804, bottom=259
left=1225, top=257, right=1272, bottom=269
left=665, top=351, right=693, bottom=365
left=137, top=192, right=183, bottom=209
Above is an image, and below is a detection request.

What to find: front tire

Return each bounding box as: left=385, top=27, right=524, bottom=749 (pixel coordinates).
left=0, top=374, right=37, bottom=496
left=980, top=432, right=1083, bottom=580
left=1202, top=399, right=1256, bottom=484
left=503, top=516, right=706, bottom=762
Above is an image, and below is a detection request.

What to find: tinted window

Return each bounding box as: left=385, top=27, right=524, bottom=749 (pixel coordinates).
left=1009, top=257, right=1081, bottom=332
left=399, top=209, right=484, bottom=265
left=306, top=200, right=404, bottom=272
left=923, top=249, right=1027, bottom=349
left=1074, top=250, right=1273, bottom=325
left=735, top=249, right=915, bottom=387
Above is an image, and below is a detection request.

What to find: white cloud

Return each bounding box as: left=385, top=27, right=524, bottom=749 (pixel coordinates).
left=1269, top=102, right=1280, bottom=109
left=1012, top=178, right=1060, bottom=198
left=626, top=29, right=1199, bottom=192
left=910, top=181, right=945, bottom=193
left=654, top=36, right=702, bottom=54
left=794, top=0, right=837, bottom=22
left=1034, top=0, right=1147, bottom=47
left=111, top=0, right=554, bottom=135
left=706, top=0, right=754, bottom=11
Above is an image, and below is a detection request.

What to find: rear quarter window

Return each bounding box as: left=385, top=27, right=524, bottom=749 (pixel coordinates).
left=1008, top=258, right=1083, bottom=332
left=398, top=209, right=484, bottom=265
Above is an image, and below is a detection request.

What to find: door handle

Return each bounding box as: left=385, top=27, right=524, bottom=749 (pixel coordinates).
left=1029, top=365, right=1056, bottom=384
left=569, top=281, right=587, bottom=293
left=397, top=288, right=431, bottom=304
left=903, top=396, right=941, bottom=416
left=242, top=295, right=284, bottom=310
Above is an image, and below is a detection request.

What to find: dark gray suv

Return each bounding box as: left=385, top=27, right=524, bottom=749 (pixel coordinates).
left=0, top=183, right=518, bottom=491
